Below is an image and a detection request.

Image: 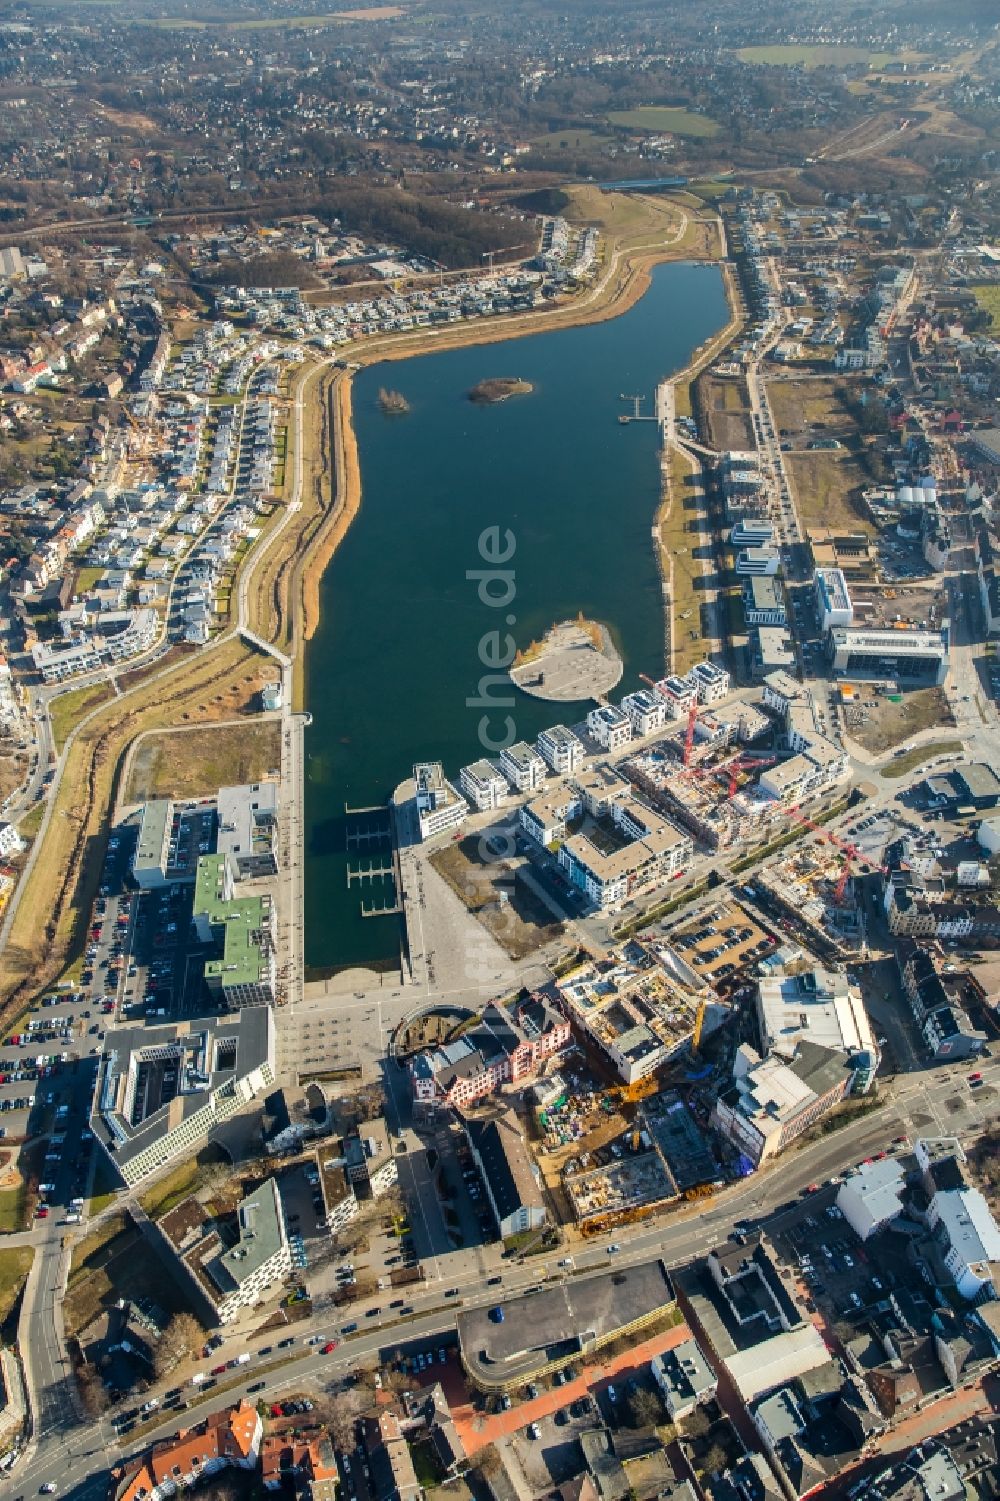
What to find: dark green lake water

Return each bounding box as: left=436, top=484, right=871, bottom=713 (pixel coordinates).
left=303, top=261, right=729, bottom=973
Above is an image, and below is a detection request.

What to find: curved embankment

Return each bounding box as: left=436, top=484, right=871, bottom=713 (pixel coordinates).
left=290, top=209, right=727, bottom=678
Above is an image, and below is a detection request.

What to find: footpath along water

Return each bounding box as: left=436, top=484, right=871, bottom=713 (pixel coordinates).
left=303, top=261, right=729, bottom=973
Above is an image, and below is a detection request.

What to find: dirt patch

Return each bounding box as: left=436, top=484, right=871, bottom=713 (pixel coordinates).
left=430, top=842, right=563, bottom=959
left=124, top=720, right=282, bottom=803
left=697, top=373, right=754, bottom=451
left=845, top=686, right=955, bottom=755
left=784, top=449, right=875, bottom=535
left=0, top=741, right=28, bottom=806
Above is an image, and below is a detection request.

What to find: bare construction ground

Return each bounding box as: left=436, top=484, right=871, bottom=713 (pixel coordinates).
left=846, top=686, right=955, bottom=756
left=429, top=840, right=564, bottom=960
left=784, top=449, right=874, bottom=536
left=697, top=372, right=755, bottom=452
left=124, top=720, right=282, bottom=804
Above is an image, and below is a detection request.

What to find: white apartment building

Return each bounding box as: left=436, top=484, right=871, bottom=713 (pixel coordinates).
left=559, top=798, right=692, bottom=911
left=498, top=741, right=547, bottom=794
left=688, top=661, right=731, bottom=704
left=31, top=607, right=158, bottom=684
left=653, top=675, right=697, bottom=716
left=536, top=723, right=585, bottom=775
left=586, top=704, right=633, bottom=751
left=620, top=690, right=667, bottom=738
left=0, top=822, right=26, bottom=858
left=459, top=759, right=509, bottom=812
left=412, top=761, right=468, bottom=841
left=520, top=787, right=583, bottom=847
left=927, top=1187, right=1000, bottom=1301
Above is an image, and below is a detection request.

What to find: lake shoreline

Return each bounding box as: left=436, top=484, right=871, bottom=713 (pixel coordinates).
left=297, top=221, right=729, bottom=669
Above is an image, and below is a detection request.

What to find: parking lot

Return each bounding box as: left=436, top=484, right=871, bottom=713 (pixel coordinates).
left=665, top=898, right=776, bottom=990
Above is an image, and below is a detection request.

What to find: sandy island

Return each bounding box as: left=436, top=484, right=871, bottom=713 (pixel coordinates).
left=510, top=619, right=623, bottom=703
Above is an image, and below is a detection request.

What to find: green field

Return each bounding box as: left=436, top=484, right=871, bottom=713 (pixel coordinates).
left=971, top=284, right=1000, bottom=334
left=530, top=128, right=613, bottom=153
left=736, top=45, right=895, bottom=68
left=607, top=107, right=721, bottom=138
left=0, top=1247, right=33, bottom=1323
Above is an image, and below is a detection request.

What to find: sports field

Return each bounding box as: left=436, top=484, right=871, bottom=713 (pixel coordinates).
left=608, top=107, right=720, bottom=138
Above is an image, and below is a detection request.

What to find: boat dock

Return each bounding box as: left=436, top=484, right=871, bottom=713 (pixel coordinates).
left=618, top=392, right=656, bottom=425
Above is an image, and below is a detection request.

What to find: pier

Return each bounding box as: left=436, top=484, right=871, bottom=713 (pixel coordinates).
left=346, top=821, right=391, bottom=848
left=618, top=393, right=656, bottom=425
left=361, top=894, right=402, bottom=918
left=347, top=860, right=396, bottom=885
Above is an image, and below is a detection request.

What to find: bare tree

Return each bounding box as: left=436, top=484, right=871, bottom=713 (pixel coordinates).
left=627, top=1388, right=665, bottom=1429
left=77, top=1362, right=110, bottom=1417
left=311, top=1386, right=368, bottom=1449
left=154, top=1313, right=205, bottom=1379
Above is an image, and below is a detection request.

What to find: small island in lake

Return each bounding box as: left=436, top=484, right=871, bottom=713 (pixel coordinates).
left=467, top=376, right=533, bottom=405
left=378, top=387, right=411, bottom=414
left=509, top=614, right=623, bottom=703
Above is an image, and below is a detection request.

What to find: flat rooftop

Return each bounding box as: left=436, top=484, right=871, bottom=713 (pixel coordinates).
left=459, top=1258, right=674, bottom=1387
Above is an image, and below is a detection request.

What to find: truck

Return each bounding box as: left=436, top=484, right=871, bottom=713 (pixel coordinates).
left=191, top=1372, right=208, bottom=1385
left=229, top=1352, right=251, bottom=1367
left=389, top=1265, right=425, bottom=1287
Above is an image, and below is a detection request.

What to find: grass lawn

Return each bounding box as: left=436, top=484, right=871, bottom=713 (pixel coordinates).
left=661, top=448, right=712, bottom=676
left=72, top=565, right=105, bottom=595
left=49, top=681, right=115, bottom=753
left=0, top=1185, right=27, bottom=1234
left=849, top=687, right=955, bottom=756
left=608, top=106, right=720, bottom=137
left=529, top=128, right=614, bottom=153
left=17, top=803, right=44, bottom=840
left=736, top=45, right=896, bottom=68
left=784, top=449, right=874, bottom=536
left=124, top=719, right=281, bottom=804
left=881, top=740, right=964, bottom=779
left=139, top=1143, right=228, bottom=1221
left=971, top=285, right=1000, bottom=334
left=0, top=1247, right=33, bottom=1323
left=88, top=1152, right=121, bottom=1216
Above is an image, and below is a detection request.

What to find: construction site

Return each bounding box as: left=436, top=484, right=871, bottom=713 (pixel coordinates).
left=625, top=726, right=781, bottom=851
left=755, top=838, right=867, bottom=952
left=562, top=1085, right=723, bottom=1231
left=552, top=938, right=716, bottom=1085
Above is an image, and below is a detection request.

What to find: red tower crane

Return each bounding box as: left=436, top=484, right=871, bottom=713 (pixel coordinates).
left=722, top=754, right=778, bottom=799
left=682, top=701, right=699, bottom=767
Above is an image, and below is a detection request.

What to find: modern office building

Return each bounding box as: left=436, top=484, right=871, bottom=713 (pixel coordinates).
left=199, top=1177, right=291, bottom=1324
left=91, top=1010, right=276, bottom=1186
left=217, top=782, right=279, bottom=880
left=742, top=576, right=787, bottom=627
left=194, top=854, right=277, bottom=1008
left=827, top=626, right=948, bottom=684
left=132, top=799, right=173, bottom=889
left=813, top=567, right=854, bottom=631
